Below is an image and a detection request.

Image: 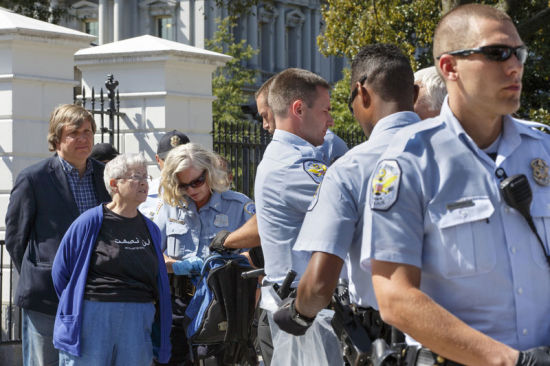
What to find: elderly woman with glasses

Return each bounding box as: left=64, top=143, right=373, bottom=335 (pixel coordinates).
left=51, top=153, right=172, bottom=366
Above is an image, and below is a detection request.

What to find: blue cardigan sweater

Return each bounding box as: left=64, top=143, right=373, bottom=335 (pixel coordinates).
left=51, top=205, right=172, bottom=363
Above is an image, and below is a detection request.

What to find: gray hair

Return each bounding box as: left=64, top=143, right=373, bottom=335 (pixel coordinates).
left=414, top=66, right=447, bottom=111
left=160, top=143, right=229, bottom=208
left=103, top=153, right=147, bottom=197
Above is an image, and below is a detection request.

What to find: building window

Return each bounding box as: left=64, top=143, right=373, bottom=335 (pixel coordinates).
left=83, top=19, right=98, bottom=38
left=156, top=16, right=174, bottom=41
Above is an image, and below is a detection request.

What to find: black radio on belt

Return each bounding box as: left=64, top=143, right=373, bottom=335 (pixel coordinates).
left=499, top=174, right=550, bottom=267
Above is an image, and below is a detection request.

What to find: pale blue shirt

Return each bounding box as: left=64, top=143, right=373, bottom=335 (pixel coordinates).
left=318, top=129, right=349, bottom=164
left=139, top=177, right=162, bottom=220
left=294, top=112, right=420, bottom=307
left=255, top=129, right=329, bottom=285
left=154, top=190, right=255, bottom=259
left=362, top=98, right=550, bottom=350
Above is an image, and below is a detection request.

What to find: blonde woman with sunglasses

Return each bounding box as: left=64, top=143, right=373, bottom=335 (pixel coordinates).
left=152, top=142, right=255, bottom=364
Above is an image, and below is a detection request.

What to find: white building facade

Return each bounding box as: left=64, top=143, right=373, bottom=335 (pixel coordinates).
left=56, top=0, right=345, bottom=84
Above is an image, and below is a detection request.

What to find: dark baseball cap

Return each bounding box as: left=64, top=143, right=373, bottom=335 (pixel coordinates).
left=157, top=130, right=190, bottom=159
left=90, top=143, right=119, bottom=163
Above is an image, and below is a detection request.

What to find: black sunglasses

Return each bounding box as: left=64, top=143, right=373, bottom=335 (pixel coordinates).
left=437, top=45, right=528, bottom=64
left=348, top=75, right=368, bottom=114
left=178, top=170, right=207, bottom=190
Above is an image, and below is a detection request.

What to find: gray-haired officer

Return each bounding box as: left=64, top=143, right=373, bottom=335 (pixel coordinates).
left=363, top=4, right=550, bottom=365
left=139, top=130, right=190, bottom=220
left=273, top=44, right=419, bottom=341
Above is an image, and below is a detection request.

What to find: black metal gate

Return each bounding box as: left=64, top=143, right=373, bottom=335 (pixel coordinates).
left=74, top=74, right=124, bottom=151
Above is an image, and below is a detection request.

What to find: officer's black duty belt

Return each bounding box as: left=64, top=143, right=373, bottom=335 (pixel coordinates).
left=408, top=347, right=463, bottom=366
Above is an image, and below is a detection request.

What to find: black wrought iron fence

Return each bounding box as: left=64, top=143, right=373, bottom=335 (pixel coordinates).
left=213, top=121, right=272, bottom=198
left=74, top=74, right=124, bottom=151
left=212, top=121, right=366, bottom=198
left=0, top=240, right=21, bottom=344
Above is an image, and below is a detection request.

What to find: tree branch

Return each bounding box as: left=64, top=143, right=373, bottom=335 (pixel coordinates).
left=517, top=7, right=550, bottom=40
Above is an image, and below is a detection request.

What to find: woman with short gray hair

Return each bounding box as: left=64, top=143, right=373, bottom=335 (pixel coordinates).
left=52, top=153, right=172, bottom=365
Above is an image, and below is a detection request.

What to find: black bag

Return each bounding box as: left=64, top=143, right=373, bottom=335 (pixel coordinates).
left=185, top=253, right=258, bottom=364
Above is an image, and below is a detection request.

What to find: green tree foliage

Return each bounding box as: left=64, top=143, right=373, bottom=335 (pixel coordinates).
left=321, top=0, right=550, bottom=128
left=206, top=16, right=258, bottom=124
left=0, top=0, right=65, bottom=23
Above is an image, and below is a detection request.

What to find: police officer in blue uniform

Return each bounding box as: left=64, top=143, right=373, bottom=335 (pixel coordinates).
left=363, top=4, right=550, bottom=365
left=213, top=75, right=348, bottom=254
left=254, top=68, right=343, bottom=365
left=152, top=142, right=254, bottom=365
left=273, top=44, right=420, bottom=341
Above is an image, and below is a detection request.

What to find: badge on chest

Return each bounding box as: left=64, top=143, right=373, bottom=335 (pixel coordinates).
left=214, top=214, right=229, bottom=227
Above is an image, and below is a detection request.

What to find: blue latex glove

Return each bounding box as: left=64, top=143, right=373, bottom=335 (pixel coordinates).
left=172, top=256, right=204, bottom=276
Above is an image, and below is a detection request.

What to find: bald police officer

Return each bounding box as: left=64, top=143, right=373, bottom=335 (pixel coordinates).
left=363, top=4, right=550, bottom=365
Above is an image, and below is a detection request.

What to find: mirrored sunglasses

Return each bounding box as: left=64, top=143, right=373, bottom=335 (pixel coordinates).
left=438, top=45, right=528, bottom=64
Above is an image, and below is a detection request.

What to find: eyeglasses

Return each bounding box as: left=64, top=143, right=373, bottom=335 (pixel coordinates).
left=348, top=75, right=368, bottom=114
left=123, top=174, right=152, bottom=183
left=437, top=45, right=528, bottom=64
left=178, top=171, right=207, bottom=190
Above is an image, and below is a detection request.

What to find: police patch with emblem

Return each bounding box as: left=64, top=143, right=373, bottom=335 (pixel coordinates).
left=244, top=201, right=256, bottom=215
left=369, top=160, right=401, bottom=211
left=303, top=160, right=327, bottom=184
left=531, top=158, right=550, bottom=186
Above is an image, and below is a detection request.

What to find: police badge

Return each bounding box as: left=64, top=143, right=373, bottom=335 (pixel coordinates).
left=170, top=135, right=181, bottom=148
left=530, top=158, right=550, bottom=186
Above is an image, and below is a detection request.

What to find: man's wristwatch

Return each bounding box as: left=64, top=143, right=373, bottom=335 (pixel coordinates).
left=289, top=298, right=315, bottom=327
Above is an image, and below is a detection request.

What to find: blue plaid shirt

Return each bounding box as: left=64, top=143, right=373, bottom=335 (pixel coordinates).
left=58, top=156, right=98, bottom=214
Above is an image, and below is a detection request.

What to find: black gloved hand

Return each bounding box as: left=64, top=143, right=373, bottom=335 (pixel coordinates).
left=273, top=297, right=315, bottom=336
left=517, top=347, right=550, bottom=366
left=209, top=230, right=231, bottom=253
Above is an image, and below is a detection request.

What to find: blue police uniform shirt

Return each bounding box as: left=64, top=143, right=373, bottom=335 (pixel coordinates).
left=362, top=98, right=550, bottom=350
left=154, top=190, right=255, bottom=259
left=294, top=112, right=420, bottom=308
left=139, top=177, right=162, bottom=220
left=255, top=129, right=329, bottom=286
left=318, top=129, right=349, bottom=165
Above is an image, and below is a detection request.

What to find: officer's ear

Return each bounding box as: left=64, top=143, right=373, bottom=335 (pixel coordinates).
left=291, top=99, right=304, bottom=119
left=438, top=54, right=458, bottom=82
left=358, top=83, right=371, bottom=110
left=413, top=84, right=420, bottom=104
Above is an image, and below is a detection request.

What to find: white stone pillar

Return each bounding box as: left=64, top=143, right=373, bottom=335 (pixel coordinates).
left=180, top=0, right=192, bottom=45
left=113, top=0, right=122, bottom=41
left=312, top=8, right=321, bottom=75
left=98, top=0, right=108, bottom=44
left=194, top=0, right=206, bottom=48
left=0, top=9, right=94, bottom=234
left=75, top=35, right=231, bottom=175
left=275, top=2, right=285, bottom=71
left=302, top=7, right=312, bottom=71
left=247, top=5, right=259, bottom=69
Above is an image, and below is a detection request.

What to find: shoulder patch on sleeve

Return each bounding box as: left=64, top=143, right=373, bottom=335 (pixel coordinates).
left=369, top=159, right=401, bottom=211
left=303, top=160, right=327, bottom=184
left=307, top=183, right=322, bottom=211
left=244, top=201, right=256, bottom=215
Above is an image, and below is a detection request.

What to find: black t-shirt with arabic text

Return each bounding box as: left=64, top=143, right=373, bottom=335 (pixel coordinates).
left=84, top=205, right=158, bottom=302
